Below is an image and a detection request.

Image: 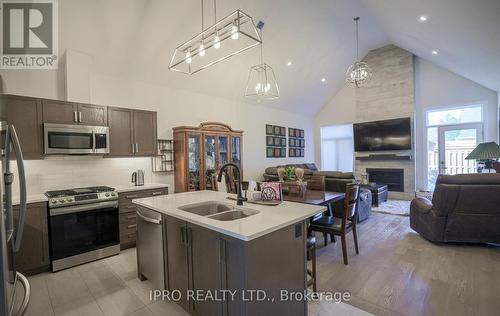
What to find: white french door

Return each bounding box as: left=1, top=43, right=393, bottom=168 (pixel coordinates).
left=437, top=123, right=483, bottom=175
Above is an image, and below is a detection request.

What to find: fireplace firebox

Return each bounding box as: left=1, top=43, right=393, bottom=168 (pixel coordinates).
left=367, top=168, right=405, bottom=192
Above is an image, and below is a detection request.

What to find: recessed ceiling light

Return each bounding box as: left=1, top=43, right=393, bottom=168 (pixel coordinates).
left=287, top=61, right=292, bottom=66
left=321, top=78, right=326, bottom=83
left=419, top=15, right=428, bottom=22
left=432, top=50, right=438, bottom=55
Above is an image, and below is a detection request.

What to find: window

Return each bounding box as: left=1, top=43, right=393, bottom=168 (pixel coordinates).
left=426, top=104, right=483, bottom=127
left=320, top=124, right=353, bottom=172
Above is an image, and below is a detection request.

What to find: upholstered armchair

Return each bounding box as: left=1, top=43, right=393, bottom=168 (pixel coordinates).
left=410, top=174, right=500, bottom=243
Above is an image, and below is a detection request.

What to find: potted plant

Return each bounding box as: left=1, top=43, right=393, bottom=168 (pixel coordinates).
left=283, top=166, right=295, bottom=180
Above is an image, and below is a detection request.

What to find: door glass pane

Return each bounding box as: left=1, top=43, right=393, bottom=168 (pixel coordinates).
left=218, top=136, right=228, bottom=166
left=427, top=127, right=439, bottom=190
left=205, top=136, right=216, bottom=190
left=188, top=135, right=201, bottom=191
left=443, top=128, right=478, bottom=175
left=427, top=105, right=482, bottom=126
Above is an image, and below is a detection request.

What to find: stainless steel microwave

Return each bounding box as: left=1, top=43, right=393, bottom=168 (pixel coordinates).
left=44, top=123, right=110, bottom=155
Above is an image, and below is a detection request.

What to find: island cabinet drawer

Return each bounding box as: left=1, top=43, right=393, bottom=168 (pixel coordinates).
left=118, top=187, right=168, bottom=205
left=119, top=211, right=137, bottom=224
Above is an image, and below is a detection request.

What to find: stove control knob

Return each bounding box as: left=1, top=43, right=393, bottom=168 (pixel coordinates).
left=51, top=199, right=57, bottom=204
left=59, top=199, right=65, bottom=203
left=105, top=193, right=110, bottom=197
left=66, top=198, right=73, bottom=202
left=111, top=192, right=117, bottom=196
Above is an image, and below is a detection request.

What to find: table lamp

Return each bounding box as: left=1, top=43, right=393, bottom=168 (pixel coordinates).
left=465, top=142, right=500, bottom=173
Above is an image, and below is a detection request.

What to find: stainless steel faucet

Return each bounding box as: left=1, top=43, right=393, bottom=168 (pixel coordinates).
left=132, top=169, right=144, bottom=186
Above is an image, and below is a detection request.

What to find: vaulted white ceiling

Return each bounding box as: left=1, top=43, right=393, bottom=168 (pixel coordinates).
left=59, top=0, right=388, bottom=115
left=58, top=0, right=499, bottom=116
left=361, top=0, right=500, bottom=96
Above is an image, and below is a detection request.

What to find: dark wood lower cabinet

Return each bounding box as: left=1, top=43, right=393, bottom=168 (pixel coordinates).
left=189, top=224, right=224, bottom=316
left=165, top=216, right=190, bottom=311
left=119, top=187, right=168, bottom=249
left=13, top=202, right=50, bottom=275
left=162, top=215, right=307, bottom=316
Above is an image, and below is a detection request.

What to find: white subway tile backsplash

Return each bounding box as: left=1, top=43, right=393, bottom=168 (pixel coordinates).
left=11, top=156, right=165, bottom=195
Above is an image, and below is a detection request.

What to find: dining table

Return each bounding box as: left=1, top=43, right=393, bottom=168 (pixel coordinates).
left=282, top=190, right=345, bottom=221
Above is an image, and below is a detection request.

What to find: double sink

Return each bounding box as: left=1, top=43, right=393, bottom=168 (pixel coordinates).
left=178, top=201, right=259, bottom=221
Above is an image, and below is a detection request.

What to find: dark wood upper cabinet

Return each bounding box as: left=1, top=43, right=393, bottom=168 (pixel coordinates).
left=42, top=99, right=108, bottom=126
left=2, top=95, right=156, bottom=159
left=108, top=107, right=157, bottom=157
left=78, top=103, right=107, bottom=126
left=13, top=202, right=50, bottom=275
left=42, top=99, right=78, bottom=124
left=4, top=95, right=43, bottom=159
left=133, top=110, right=157, bottom=156
left=108, top=107, right=134, bottom=156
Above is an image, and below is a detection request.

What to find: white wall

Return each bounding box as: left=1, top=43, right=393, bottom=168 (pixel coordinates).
left=1, top=52, right=314, bottom=195
left=414, top=57, right=499, bottom=189
left=88, top=71, right=315, bottom=185
left=313, top=85, right=355, bottom=168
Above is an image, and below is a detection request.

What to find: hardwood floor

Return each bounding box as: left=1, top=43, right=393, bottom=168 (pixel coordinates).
left=20, top=212, right=500, bottom=316
left=313, top=213, right=500, bottom=316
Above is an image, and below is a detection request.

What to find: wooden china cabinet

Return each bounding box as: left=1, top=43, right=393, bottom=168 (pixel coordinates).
left=173, top=122, right=243, bottom=193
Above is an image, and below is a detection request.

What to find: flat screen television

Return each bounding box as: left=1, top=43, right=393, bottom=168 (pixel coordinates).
left=353, top=117, right=412, bottom=151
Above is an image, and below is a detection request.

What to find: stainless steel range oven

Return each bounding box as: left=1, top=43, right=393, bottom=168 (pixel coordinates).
left=46, top=186, right=119, bottom=271
left=44, top=123, right=110, bottom=155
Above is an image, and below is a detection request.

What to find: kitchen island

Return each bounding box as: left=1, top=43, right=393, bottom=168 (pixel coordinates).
left=133, top=190, right=326, bottom=316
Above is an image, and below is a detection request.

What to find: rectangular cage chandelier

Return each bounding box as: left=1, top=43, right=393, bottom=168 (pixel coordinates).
left=169, top=9, right=262, bottom=75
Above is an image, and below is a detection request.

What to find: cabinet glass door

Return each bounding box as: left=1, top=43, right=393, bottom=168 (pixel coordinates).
left=218, top=136, right=229, bottom=166
left=231, top=136, right=241, bottom=167
left=229, top=136, right=242, bottom=193
left=204, top=135, right=217, bottom=190
left=188, top=134, right=201, bottom=191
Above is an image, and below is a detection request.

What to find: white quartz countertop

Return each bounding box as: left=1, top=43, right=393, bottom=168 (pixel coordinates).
left=132, top=190, right=326, bottom=241
left=114, top=183, right=169, bottom=193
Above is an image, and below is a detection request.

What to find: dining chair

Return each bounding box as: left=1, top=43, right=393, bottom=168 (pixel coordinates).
left=306, top=175, right=326, bottom=191
left=308, top=183, right=360, bottom=265
left=306, top=235, right=317, bottom=292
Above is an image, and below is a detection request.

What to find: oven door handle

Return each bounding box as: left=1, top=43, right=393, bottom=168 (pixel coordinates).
left=50, top=201, right=118, bottom=216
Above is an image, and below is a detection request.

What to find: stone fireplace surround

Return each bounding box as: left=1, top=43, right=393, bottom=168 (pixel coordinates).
left=353, top=45, right=416, bottom=200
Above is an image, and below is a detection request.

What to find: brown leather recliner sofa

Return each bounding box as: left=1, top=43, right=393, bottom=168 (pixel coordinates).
left=410, top=174, right=500, bottom=243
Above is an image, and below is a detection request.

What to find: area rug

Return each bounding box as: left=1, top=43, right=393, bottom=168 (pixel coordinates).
left=372, top=199, right=411, bottom=216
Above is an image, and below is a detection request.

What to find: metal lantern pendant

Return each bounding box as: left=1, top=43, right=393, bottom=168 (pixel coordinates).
left=346, top=17, right=373, bottom=88
left=169, top=0, right=261, bottom=74
left=244, top=21, right=280, bottom=100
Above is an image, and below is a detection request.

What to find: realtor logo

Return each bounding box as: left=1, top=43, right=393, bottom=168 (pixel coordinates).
left=1, top=0, right=58, bottom=69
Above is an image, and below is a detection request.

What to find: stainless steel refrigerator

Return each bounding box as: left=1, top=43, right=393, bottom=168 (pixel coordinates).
left=0, top=122, right=30, bottom=316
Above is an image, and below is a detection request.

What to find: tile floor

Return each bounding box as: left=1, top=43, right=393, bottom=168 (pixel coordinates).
left=21, top=247, right=371, bottom=316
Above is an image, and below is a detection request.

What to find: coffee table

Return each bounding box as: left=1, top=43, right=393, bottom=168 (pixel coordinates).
left=360, top=183, right=388, bottom=207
